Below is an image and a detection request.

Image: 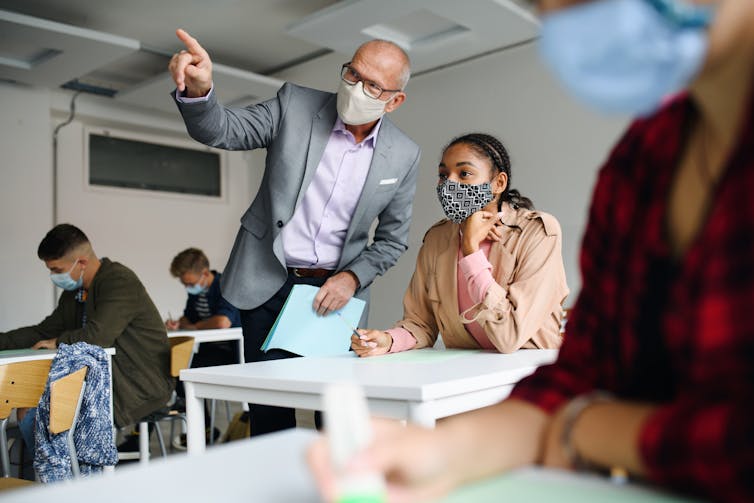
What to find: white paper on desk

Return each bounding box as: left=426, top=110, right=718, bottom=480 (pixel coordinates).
left=261, top=284, right=365, bottom=357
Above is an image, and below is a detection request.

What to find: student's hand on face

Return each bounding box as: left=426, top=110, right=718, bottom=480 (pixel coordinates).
left=168, top=29, right=213, bottom=97
left=165, top=319, right=180, bottom=331
left=32, top=338, right=58, bottom=350
left=351, top=329, right=392, bottom=357
left=485, top=220, right=503, bottom=243
left=460, top=211, right=500, bottom=256
left=313, top=272, right=359, bottom=316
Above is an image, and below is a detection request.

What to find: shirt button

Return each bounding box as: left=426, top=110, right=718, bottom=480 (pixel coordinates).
left=277, top=220, right=284, bottom=228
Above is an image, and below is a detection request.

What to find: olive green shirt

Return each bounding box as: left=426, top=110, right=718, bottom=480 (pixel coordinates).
left=0, top=258, right=173, bottom=427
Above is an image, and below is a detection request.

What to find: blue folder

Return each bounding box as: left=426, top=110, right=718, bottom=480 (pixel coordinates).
left=261, top=284, right=366, bottom=357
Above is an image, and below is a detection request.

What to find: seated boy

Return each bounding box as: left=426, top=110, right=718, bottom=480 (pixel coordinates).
left=0, top=224, right=173, bottom=446
left=167, top=248, right=241, bottom=445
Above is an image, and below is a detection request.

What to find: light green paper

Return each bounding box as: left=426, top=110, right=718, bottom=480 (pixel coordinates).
left=374, top=349, right=478, bottom=363
left=336, top=492, right=386, bottom=503
left=439, top=469, right=700, bottom=503
left=0, top=349, right=42, bottom=357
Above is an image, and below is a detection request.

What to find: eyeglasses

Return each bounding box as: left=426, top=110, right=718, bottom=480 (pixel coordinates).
left=340, top=63, right=402, bottom=100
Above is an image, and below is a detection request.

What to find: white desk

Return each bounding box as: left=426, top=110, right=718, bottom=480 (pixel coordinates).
left=168, top=327, right=247, bottom=427
left=0, top=347, right=113, bottom=364
left=167, top=327, right=245, bottom=364
left=6, top=429, right=699, bottom=503
left=181, top=348, right=557, bottom=454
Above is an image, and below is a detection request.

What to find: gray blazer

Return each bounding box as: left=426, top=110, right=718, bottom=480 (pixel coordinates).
left=174, top=82, right=421, bottom=312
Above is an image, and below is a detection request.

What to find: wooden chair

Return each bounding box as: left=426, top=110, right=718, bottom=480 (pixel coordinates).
left=0, top=360, right=88, bottom=490
left=118, top=336, right=195, bottom=464
left=49, top=367, right=88, bottom=478
left=0, top=359, right=52, bottom=483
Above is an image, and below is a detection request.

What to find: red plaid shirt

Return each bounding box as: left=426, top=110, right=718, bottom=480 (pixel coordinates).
left=511, top=85, right=754, bottom=503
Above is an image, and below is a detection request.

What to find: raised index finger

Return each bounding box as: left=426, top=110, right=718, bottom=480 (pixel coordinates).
left=176, top=28, right=208, bottom=58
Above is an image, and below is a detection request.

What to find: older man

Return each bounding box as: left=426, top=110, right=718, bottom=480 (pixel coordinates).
left=169, top=30, right=421, bottom=435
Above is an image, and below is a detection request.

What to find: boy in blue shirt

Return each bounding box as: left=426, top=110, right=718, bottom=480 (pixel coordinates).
left=168, top=247, right=241, bottom=334
left=167, top=248, right=242, bottom=446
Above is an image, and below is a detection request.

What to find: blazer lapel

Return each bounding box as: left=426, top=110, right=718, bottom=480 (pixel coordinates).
left=296, top=96, right=337, bottom=207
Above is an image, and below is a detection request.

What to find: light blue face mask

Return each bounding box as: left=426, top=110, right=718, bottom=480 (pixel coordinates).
left=50, top=260, right=83, bottom=291
left=185, top=282, right=206, bottom=296
left=539, top=0, right=716, bottom=116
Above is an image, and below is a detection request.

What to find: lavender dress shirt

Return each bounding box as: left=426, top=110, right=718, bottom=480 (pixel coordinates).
left=281, top=118, right=381, bottom=269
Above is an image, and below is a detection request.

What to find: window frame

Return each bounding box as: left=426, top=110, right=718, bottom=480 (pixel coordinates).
left=83, top=125, right=228, bottom=203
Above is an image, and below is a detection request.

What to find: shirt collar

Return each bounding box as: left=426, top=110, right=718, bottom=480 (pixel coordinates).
left=333, top=116, right=383, bottom=147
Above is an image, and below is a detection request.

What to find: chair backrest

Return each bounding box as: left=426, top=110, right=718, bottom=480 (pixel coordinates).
left=0, top=360, right=53, bottom=420
left=169, top=337, right=195, bottom=378
left=49, top=367, right=88, bottom=435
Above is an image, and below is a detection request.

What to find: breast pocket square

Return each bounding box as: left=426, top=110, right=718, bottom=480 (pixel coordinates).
left=379, top=178, right=398, bottom=185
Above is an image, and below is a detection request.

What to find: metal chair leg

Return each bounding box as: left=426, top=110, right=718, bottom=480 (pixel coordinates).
left=153, top=422, right=167, bottom=458
left=0, top=417, right=10, bottom=477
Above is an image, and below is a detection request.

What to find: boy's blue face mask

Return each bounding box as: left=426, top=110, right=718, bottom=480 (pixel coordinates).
left=539, top=0, right=716, bottom=116
left=50, top=260, right=83, bottom=291
left=185, top=283, right=206, bottom=296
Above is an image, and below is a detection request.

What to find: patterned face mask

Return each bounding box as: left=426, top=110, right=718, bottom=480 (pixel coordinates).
left=436, top=179, right=496, bottom=224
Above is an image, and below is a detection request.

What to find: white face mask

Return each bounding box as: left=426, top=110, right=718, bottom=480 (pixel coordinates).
left=336, top=80, right=391, bottom=125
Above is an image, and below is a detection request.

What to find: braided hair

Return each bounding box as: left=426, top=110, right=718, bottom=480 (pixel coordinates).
left=444, top=133, right=534, bottom=211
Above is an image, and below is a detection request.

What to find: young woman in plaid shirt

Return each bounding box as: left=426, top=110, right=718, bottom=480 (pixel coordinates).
left=310, top=1, right=754, bottom=502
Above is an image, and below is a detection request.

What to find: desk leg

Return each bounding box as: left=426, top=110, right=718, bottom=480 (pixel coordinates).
left=237, top=338, right=249, bottom=413
left=408, top=403, right=436, bottom=428
left=184, top=381, right=206, bottom=455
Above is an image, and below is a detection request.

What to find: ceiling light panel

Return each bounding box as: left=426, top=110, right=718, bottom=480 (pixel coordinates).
left=286, top=0, right=539, bottom=73
left=0, top=9, right=139, bottom=87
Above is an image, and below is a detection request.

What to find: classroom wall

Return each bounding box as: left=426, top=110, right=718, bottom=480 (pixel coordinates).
left=276, top=42, right=630, bottom=328
left=0, top=82, right=55, bottom=331
left=0, top=83, right=262, bottom=331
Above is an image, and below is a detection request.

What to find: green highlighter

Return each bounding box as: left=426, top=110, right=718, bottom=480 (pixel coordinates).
left=323, top=383, right=387, bottom=503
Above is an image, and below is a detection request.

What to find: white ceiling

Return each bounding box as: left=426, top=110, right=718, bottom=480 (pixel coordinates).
left=0, top=0, right=538, bottom=113
left=0, top=0, right=339, bottom=74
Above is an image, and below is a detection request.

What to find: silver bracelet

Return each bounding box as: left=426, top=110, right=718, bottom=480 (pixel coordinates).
left=559, top=391, right=613, bottom=470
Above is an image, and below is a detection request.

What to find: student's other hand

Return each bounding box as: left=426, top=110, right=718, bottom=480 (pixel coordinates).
left=165, top=319, right=180, bottom=331
left=351, top=329, right=392, bottom=357
left=460, top=211, right=499, bottom=255
left=169, top=29, right=213, bottom=97
left=313, top=272, right=359, bottom=316
left=32, top=338, right=58, bottom=350
left=308, top=418, right=459, bottom=503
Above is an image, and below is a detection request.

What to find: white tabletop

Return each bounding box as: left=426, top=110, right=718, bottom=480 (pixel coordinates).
left=7, top=429, right=320, bottom=503
left=180, top=349, right=557, bottom=452
left=167, top=326, right=243, bottom=344
left=0, top=347, right=116, bottom=365
left=6, top=429, right=698, bottom=503
left=181, top=349, right=557, bottom=402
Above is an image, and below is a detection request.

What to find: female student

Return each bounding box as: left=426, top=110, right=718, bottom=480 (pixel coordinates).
left=352, top=133, right=568, bottom=357
left=312, top=0, right=754, bottom=501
